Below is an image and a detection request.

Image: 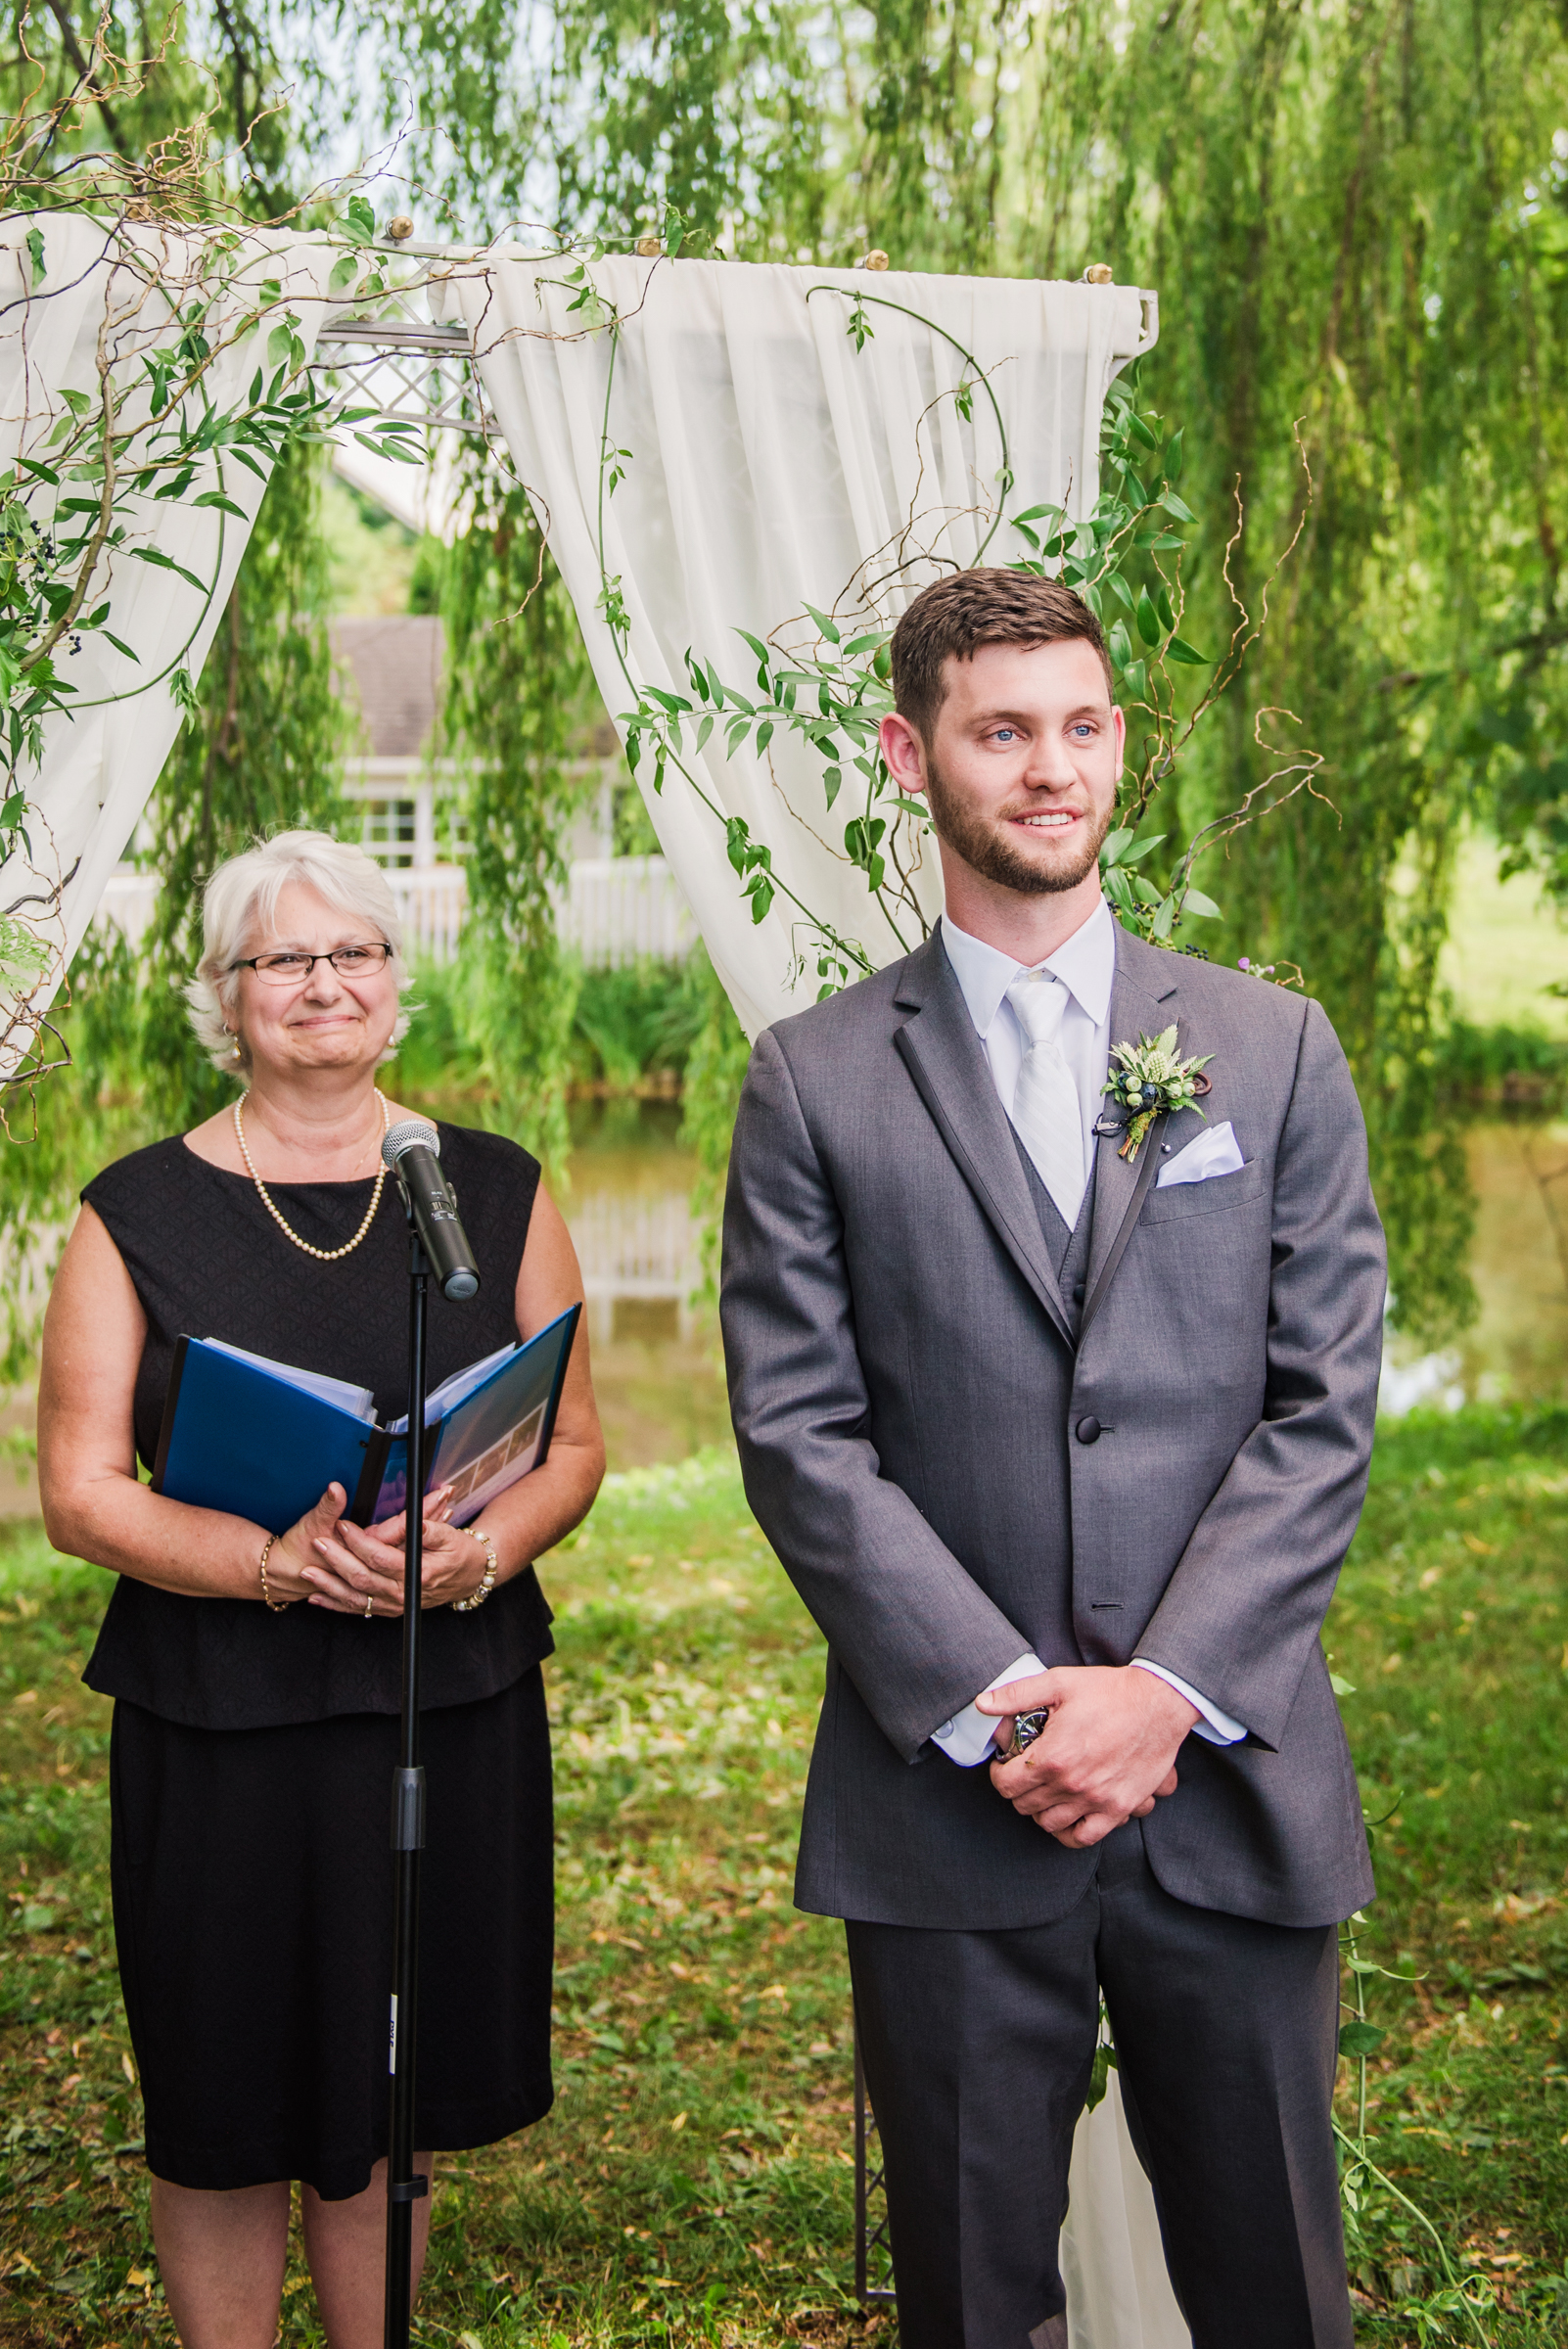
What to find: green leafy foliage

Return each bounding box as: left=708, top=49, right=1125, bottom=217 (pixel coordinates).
left=571, top=959, right=710, bottom=1094
left=677, top=947, right=753, bottom=1293
left=441, top=474, right=600, bottom=1179
left=0, top=244, right=393, bottom=841
left=12, top=0, right=1558, bottom=1349
left=125, top=435, right=349, bottom=1132
left=608, top=320, right=1249, bottom=994
left=0, top=438, right=346, bottom=1378
left=343, top=0, right=836, bottom=260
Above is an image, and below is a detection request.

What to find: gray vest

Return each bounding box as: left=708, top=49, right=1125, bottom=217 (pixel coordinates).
left=1010, top=1128, right=1096, bottom=1341
left=999, top=1128, right=1098, bottom=1664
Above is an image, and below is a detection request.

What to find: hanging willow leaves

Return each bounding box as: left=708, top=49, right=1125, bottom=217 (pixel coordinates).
left=10, top=0, right=1567, bottom=1349
left=0, top=434, right=346, bottom=1373
left=129, top=433, right=350, bottom=1134
left=440, top=471, right=599, bottom=1179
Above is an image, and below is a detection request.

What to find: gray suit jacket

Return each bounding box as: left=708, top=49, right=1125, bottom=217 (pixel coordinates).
left=720, top=924, right=1384, bottom=1931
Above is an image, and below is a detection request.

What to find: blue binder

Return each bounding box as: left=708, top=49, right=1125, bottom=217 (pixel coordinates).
left=150, top=1305, right=579, bottom=1533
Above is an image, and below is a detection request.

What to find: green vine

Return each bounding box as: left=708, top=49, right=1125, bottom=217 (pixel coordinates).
left=572, top=256, right=1320, bottom=1000
left=0, top=426, right=348, bottom=1375
left=1337, top=1909, right=1498, bottom=2347
left=0, top=195, right=422, bottom=1076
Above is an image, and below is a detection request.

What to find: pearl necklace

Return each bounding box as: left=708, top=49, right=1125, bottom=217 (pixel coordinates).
left=232, top=1091, right=392, bottom=1263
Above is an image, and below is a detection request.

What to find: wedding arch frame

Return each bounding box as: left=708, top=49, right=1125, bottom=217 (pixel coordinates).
left=0, top=219, right=1187, bottom=2342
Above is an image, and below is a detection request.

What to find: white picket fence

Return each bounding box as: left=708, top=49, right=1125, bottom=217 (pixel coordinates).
left=96, top=854, right=697, bottom=971
left=560, top=856, right=697, bottom=966
left=568, top=1186, right=701, bottom=1343
left=389, top=866, right=467, bottom=961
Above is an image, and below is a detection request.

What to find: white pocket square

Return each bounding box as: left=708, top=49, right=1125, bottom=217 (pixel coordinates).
left=1155, top=1120, right=1245, bottom=1189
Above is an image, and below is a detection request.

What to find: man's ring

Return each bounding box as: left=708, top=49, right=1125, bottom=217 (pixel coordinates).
left=1005, top=1708, right=1049, bottom=1761
left=364, top=1590, right=374, bottom=1620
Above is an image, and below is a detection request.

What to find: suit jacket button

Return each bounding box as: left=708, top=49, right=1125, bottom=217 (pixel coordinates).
left=1075, top=1414, right=1101, bottom=1445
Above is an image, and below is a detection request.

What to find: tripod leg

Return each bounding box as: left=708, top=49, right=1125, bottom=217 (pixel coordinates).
left=384, top=1810, right=427, bottom=2344
left=385, top=1243, right=431, bottom=2349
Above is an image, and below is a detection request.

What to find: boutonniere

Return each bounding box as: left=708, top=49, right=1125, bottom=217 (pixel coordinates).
left=1101, top=1025, right=1213, bottom=1162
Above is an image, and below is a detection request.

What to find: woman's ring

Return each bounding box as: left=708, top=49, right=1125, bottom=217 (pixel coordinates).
left=364, top=1590, right=374, bottom=1620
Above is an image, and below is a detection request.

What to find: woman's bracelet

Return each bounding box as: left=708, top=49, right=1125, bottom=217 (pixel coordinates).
left=450, top=1523, right=498, bottom=1611
left=258, top=1534, right=291, bottom=1612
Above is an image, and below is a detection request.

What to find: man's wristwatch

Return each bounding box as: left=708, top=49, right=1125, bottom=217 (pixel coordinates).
left=1002, top=1707, right=1050, bottom=1761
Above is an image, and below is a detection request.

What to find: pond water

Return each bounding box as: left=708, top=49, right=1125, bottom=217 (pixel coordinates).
left=1381, top=1122, right=1568, bottom=1412
left=0, top=1113, right=1560, bottom=1517
left=559, top=1100, right=730, bottom=1470
left=567, top=1113, right=1568, bottom=1458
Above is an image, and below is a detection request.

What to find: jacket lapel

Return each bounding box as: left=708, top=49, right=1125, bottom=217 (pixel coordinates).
left=892, top=936, right=1076, bottom=1351
left=1079, top=931, right=1181, bottom=1343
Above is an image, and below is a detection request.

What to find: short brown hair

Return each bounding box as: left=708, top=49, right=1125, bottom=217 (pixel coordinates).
left=889, top=569, right=1113, bottom=744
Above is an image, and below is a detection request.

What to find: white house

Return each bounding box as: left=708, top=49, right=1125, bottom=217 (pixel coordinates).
left=99, top=615, right=696, bottom=971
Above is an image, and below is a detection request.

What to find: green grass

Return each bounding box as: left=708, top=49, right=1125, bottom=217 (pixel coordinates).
left=1325, top=1409, right=1568, bottom=2345
left=1, top=1415, right=1566, bottom=2346
left=0, top=1459, right=873, bottom=2349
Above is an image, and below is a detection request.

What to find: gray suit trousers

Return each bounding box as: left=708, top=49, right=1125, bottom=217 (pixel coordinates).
left=848, top=1820, right=1351, bottom=2349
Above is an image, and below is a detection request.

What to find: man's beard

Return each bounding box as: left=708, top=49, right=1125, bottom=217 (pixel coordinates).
left=923, top=760, right=1113, bottom=896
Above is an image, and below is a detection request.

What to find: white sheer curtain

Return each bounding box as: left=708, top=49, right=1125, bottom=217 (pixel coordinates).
left=449, top=250, right=1188, bottom=2349
left=0, top=215, right=337, bottom=1077
left=0, top=218, right=1188, bottom=2338
left=1063, top=2071, right=1189, bottom=2346
left=436, top=252, right=1156, bottom=1040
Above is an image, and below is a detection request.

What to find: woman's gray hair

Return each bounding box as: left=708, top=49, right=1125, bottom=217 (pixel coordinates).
left=186, top=829, right=415, bottom=1075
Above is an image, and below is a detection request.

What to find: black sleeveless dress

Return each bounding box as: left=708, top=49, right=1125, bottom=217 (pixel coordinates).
left=81, top=1124, right=557, bottom=2198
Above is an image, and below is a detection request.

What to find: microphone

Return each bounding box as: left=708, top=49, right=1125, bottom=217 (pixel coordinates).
left=381, top=1120, right=481, bottom=1302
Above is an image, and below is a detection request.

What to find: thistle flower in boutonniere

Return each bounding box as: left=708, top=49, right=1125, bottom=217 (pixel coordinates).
left=1102, top=1026, right=1213, bottom=1163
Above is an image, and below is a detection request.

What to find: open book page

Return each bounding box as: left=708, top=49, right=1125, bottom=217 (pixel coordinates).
left=386, top=1342, right=519, bottom=1434
left=432, top=1313, right=575, bottom=1524
left=369, top=1307, right=578, bottom=1526
left=203, top=1337, right=377, bottom=1423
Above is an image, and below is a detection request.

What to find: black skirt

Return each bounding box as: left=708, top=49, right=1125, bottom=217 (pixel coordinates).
left=110, top=1673, right=554, bottom=2200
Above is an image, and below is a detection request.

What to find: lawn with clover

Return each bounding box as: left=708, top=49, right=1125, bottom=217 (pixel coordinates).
left=2, top=1414, right=1567, bottom=2348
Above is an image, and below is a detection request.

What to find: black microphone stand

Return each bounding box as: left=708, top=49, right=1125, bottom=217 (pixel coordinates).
left=384, top=1211, right=430, bottom=2349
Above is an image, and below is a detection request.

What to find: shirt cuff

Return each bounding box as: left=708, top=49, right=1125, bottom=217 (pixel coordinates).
left=1130, top=1659, right=1247, bottom=1745
left=931, top=1652, right=1047, bottom=1768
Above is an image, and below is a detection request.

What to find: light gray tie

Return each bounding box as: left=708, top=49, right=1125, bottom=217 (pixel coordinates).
left=1005, top=970, right=1086, bottom=1230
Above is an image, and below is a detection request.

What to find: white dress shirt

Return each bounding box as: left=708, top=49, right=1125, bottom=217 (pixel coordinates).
left=929, top=903, right=1246, bottom=1765
left=943, top=896, right=1117, bottom=1201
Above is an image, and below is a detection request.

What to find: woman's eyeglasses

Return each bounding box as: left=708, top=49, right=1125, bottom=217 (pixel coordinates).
left=231, top=943, right=394, bottom=985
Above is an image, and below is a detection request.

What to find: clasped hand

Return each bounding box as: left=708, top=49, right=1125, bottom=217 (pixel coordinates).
left=261, top=1483, right=490, bottom=1614
left=977, top=1664, right=1197, bottom=1849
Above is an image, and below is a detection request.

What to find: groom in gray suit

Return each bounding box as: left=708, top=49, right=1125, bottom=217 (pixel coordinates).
left=719, top=570, right=1386, bottom=2349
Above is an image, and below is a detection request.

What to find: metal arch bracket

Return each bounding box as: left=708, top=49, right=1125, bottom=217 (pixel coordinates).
left=308, top=239, right=1161, bottom=439
left=854, top=2021, right=898, bottom=2304
left=311, top=290, right=499, bottom=442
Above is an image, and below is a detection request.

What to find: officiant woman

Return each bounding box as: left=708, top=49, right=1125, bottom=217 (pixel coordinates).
left=36, top=829, right=604, bottom=2349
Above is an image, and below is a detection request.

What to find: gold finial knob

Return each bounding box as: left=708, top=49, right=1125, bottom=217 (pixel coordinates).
left=1083, top=262, right=1114, bottom=285
left=635, top=236, right=663, bottom=256
left=860, top=250, right=890, bottom=271
left=387, top=216, right=414, bottom=243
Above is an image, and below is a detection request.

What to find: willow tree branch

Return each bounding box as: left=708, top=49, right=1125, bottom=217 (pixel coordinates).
left=42, top=0, right=131, bottom=159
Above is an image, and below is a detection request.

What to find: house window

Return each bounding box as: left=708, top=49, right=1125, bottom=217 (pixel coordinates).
left=361, top=798, right=417, bottom=867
